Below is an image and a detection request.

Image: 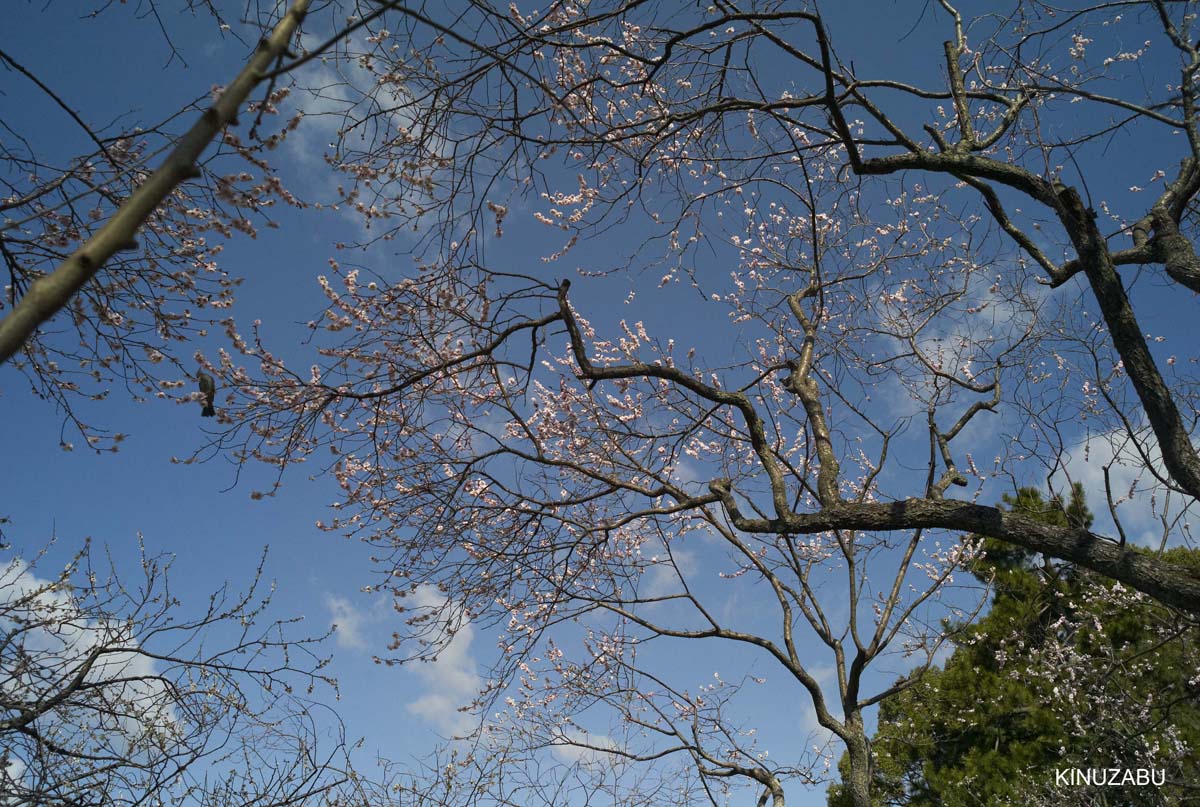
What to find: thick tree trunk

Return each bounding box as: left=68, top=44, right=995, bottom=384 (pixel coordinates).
left=843, top=712, right=874, bottom=807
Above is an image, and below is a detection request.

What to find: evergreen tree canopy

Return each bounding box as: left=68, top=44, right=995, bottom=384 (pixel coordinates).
left=830, top=486, right=1200, bottom=806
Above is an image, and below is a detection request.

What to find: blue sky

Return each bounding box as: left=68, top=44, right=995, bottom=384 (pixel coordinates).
left=4, top=1, right=1198, bottom=804
left=0, top=0, right=456, bottom=774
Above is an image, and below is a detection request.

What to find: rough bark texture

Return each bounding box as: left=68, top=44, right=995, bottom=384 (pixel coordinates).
left=710, top=486, right=1200, bottom=615
left=843, top=714, right=874, bottom=807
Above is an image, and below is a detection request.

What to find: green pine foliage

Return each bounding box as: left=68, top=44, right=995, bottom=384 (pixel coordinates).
left=829, top=485, right=1200, bottom=806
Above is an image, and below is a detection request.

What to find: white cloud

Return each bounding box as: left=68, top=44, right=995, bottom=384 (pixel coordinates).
left=1055, top=427, right=1195, bottom=548
left=641, top=545, right=699, bottom=600
left=800, top=702, right=836, bottom=747
left=325, top=594, right=370, bottom=650
left=549, top=729, right=619, bottom=769
left=0, top=555, right=178, bottom=755
left=404, top=585, right=482, bottom=737
left=1, top=755, right=25, bottom=780
left=280, top=34, right=449, bottom=226
left=667, top=456, right=710, bottom=494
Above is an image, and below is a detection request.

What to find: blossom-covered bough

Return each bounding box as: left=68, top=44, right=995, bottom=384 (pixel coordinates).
left=6, top=1, right=1200, bottom=805
left=0, top=0, right=311, bottom=450
left=184, top=1, right=1200, bottom=804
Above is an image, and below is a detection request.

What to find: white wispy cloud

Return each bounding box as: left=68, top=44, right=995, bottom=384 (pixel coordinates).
left=549, top=729, right=619, bottom=768
left=325, top=594, right=370, bottom=650
left=0, top=556, right=177, bottom=750
left=1055, top=426, right=1195, bottom=548
left=404, top=585, right=482, bottom=737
